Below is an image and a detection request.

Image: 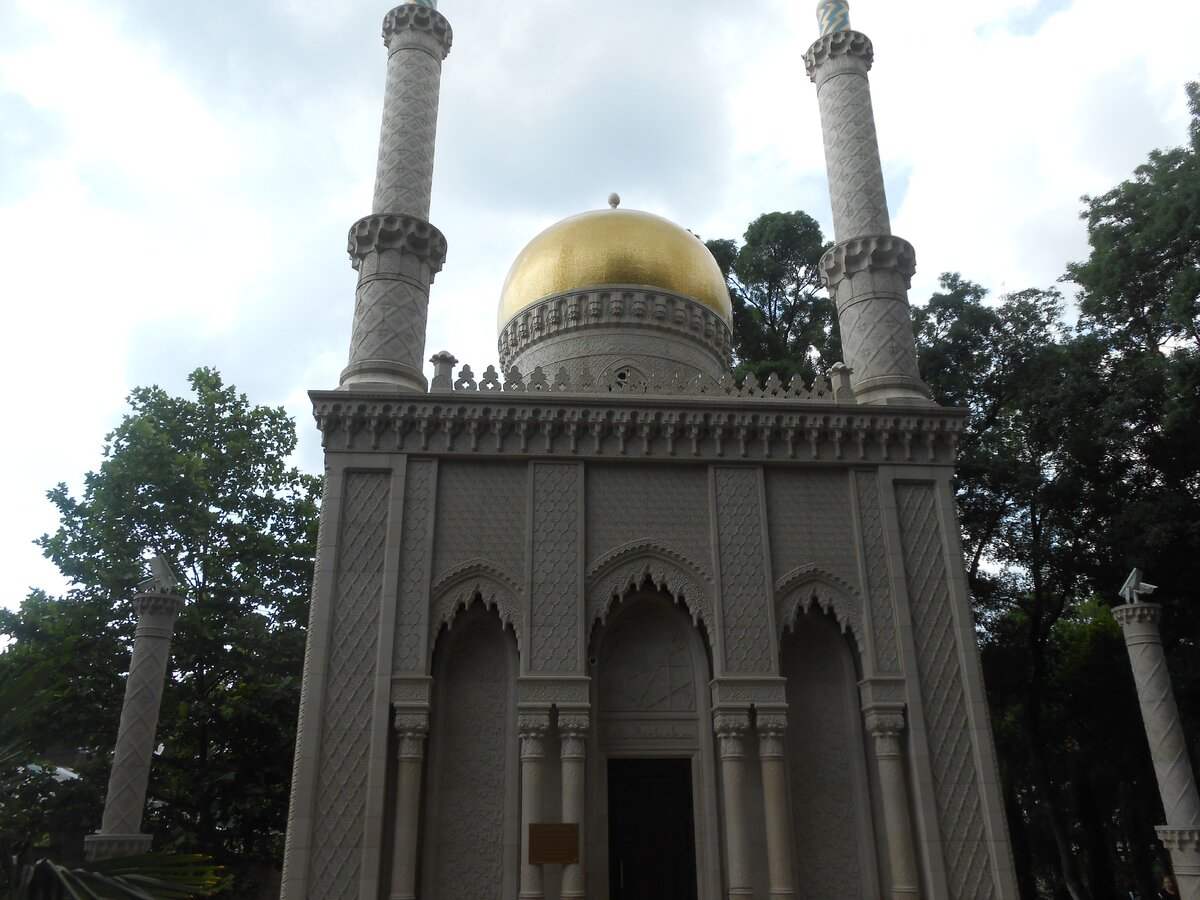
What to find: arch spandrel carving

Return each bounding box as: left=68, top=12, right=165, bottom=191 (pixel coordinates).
left=585, top=540, right=715, bottom=641
left=428, top=558, right=525, bottom=656
left=775, top=564, right=865, bottom=654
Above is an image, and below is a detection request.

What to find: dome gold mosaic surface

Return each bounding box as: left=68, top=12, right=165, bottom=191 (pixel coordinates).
left=497, top=207, right=733, bottom=329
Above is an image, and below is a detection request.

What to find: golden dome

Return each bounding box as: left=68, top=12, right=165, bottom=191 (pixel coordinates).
left=498, top=207, right=733, bottom=329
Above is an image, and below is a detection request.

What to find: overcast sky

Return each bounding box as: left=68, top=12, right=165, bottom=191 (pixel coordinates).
left=2, top=0, right=1198, bottom=608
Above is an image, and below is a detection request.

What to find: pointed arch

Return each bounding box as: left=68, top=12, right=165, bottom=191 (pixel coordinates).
left=774, top=564, right=865, bottom=654
left=586, top=539, right=714, bottom=640
left=429, top=559, right=524, bottom=654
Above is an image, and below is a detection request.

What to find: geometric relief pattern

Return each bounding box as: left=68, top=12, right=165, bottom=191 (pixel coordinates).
left=896, top=483, right=996, bottom=900
left=348, top=277, right=429, bottom=373
left=856, top=471, right=900, bottom=672
left=598, top=600, right=697, bottom=713
left=764, top=469, right=859, bottom=588
left=394, top=459, right=434, bottom=671
left=433, top=460, right=526, bottom=590
left=424, top=615, right=511, bottom=898
left=835, top=293, right=920, bottom=389
left=530, top=463, right=581, bottom=670
left=714, top=467, right=773, bottom=672
left=586, top=464, right=712, bottom=582
left=374, top=49, right=442, bottom=218
left=818, top=71, right=889, bottom=239
left=309, top=473, right=389, bottom=895
left=784, top=611, right=867, bottom=900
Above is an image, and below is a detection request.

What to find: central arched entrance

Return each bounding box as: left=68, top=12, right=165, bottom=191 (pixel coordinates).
left=587, top=590, right=719, bottom=900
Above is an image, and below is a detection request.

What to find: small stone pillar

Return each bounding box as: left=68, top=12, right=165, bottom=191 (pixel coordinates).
left=805, top=0, right=927, bottom=405
left=559, top=714, right=589, bottom=899
left=715, top=711, right=754, bottom=898
left=85, top=590, right=185, bottom=861
left=519, top=713, right=550, bottom=900
left=388, top=711, right=428, bottom=900
left=864, top=710, right=920, bottom=899
left=341, top=1, right=452, bottom=391
left=757, top=714, right=797, bottom=898
left=1113, top=599, right=1200, bottom=900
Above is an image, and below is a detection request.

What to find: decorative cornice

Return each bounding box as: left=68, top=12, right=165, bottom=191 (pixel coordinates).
left=132, top=592, right=185, bottom=618
left=1155, top=826, right=1200, bottom=851
left=347, top=214, right=447, bottom=274
left=498, top=288, right=732, bottom=371
left=310, top=390, right=963, bottom=465
left=805, top=30, right=873, bottom=79
left=1111, top=602, right=1162, bottom=627
left=819, top=235, right=916, bottom=291
left=382, top=4, right=452, bottom=58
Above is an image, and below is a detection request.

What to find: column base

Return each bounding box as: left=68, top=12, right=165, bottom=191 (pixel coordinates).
left=84, top=833, right=153, bottom=861
left=340, top=358, right=428, bottom=392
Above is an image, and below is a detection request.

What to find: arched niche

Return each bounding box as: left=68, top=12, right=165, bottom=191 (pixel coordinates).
left=781, top=607, right=881, bottom=900
left=420, top=603, right=520, bottom=899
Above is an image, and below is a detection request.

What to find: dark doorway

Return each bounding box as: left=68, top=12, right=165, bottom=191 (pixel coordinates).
left=607, top=757, right=698, bottom=900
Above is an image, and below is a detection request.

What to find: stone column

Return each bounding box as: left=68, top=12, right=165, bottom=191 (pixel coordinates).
left=716, top=712, right=754, bottom=898
left=519, top=714, right=549, bottom=900
left=864, top=710, right=920, bottom=900
left=560, top=714, right=589, bottom=899
left=388, top=712, right=428, bottom=900
left=85, top=591, right=185, bottom=861
left=757, top=715, right=796, bottom=898
left=805, top=0, right=927, bottom=405
left=341, top=1, right=452, bottom=391
left=1113, top=602, right=1200, bottom=900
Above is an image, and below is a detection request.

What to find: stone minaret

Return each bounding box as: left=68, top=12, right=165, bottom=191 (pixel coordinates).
left=806, top=0, right=928, bottom=405
left=341, top=0, right=452, bottom=391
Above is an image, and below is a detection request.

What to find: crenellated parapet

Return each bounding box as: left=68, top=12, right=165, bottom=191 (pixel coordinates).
left=382, top=3, right=452, bottom=58
left=347, top=213, right=448, bottom=276
left=804, top=30, right=873, bottom=82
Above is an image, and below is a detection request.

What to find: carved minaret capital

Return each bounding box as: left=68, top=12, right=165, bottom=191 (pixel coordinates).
left=808, top=0, right=929, bottom=405
left=341, top=0, right=452, bottom=392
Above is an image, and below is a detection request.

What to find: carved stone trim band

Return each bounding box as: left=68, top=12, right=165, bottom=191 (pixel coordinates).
left=347, top=214, right=448, bottom=274
left=132, top=593, right=186, bottom=617
left=820, top=234, right=917, bottom=290
left=310, top=390, right=964, bottom=464
left=498, top=288, right=733, bottom=372
left=382, top=5, right=452, bottom=59
left=805, top=30, right=873, bottom=79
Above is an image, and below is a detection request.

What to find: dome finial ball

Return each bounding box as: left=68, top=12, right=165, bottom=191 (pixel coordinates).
left=607, top=192, right=621, bottom=209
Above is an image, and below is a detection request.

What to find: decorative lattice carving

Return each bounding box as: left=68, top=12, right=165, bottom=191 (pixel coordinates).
left=393, top=459, right=434, bottom=672
left=774, top=565, right=864, bottom=655
left=586, top=540, right=714, bottom=641
left=309, top=473, right=389, bottom=894
left=714, top=467, right=773, bottom=672
left=344, top=276, right=429, bottom=385
left=834, top=291, right=924, bottom=398
left=432, top=460, right=526, bottom=590
left=764, top=469, right=859, bottom=588
left=784, top=612, right=868, bottom=899
left=530, top=463, right=582, bottom=671
left=423, top=616, right=511, bottom=897
left=896, top=483, right=996, bottom=900
left=856, top=471, right=900, bottom=672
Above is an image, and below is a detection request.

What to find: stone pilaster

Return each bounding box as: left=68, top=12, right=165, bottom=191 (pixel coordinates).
left=341, top=2, right=452, bottom=392
left=715, top=712, right=754, bottom=898
left=388, top=711, right=428, bottom=900
left=559, top=714, right=589, bottom=899
left=1113, top=603, right=1200, bottom=900
left=757, top=715, right=797, bottom=898
left=85, top=591, right=185, bottom=861
left=806, top=2, right=927, bottom=405
left=519, top=713, right=550, bottom=900
left=863, top=709, right=920, bottom=900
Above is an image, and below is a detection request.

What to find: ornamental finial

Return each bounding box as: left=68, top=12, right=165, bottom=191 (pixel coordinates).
left=607, top=192, right=621, bottom=209
left=816, top=0, right=850, bottom=35
left=1119, top=569, right=1157, bottom=604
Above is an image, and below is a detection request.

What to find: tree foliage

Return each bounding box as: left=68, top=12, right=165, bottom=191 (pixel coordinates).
left=0, top=369, right=319, bottom=894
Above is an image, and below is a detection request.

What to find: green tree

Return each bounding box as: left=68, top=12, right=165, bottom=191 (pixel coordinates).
left=0, top=368, right=320, bottom=894
left=706, top=210, right=838, bottom=383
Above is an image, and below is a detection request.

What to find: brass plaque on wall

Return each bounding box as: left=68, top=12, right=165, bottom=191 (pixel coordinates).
left=528, top=823, right=579, bottom=865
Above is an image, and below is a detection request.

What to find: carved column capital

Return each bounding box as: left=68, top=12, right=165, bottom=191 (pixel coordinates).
left=382, top=4, right=453, bottom=59
left=805, top=30, right=874, bottom=81
left=820, top=235, right=917, bottom=292
left=756, top=714, right=787, bottom=760
left=559, top=713, right=590, bottom=760
left=519, top=714, right=549, bottom=759
left=1112, top=601, right=1163, bottom=629
left=347, top=214, right=448, bottom=274
left=393, top=711, right=429, bottom=759
left=714, top=712, right=750, bottom=759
